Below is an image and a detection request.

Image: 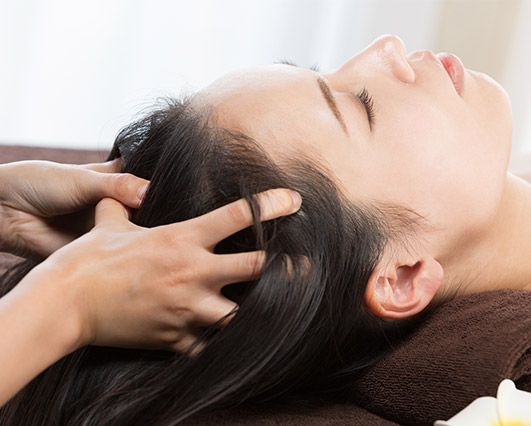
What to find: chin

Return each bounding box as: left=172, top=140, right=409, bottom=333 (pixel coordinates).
left=469, top=69, right=513, bottom=117
left=470, top=69, right=513, bottom=161
left=494, top=84, right=513, bottom=167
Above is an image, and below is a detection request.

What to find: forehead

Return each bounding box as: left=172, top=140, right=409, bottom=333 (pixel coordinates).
left=192, top=65, right=338, bottom=159
left=197, top=64, right=308, bottom=107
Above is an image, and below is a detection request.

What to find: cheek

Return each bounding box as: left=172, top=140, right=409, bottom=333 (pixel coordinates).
left=380, top=104, right=508, bottom=238
left=464, top=70, right=513, bottom=165
left=380, top=103, right=463, bottom=188
left=449, top=76, right=513, bottom=226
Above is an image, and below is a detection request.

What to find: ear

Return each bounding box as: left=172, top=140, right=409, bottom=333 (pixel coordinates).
left=364, top=256, right=443, bottom=319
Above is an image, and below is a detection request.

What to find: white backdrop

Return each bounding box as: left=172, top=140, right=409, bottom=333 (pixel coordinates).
left=1, top=0, right=530, bottom=155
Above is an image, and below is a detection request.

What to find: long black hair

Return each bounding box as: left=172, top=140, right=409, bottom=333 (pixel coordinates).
left=0, top=97, right=432, bottom=425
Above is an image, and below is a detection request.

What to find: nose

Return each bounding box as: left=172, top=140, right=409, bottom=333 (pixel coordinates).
left=373, top=35, right=415, bottom=84
left=336, top=34, right=416, bottom=85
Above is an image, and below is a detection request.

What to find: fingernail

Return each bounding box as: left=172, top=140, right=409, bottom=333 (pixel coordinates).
left=137, top=184, right=149, bottom=201
left=289, top=190, right=302, bottom=209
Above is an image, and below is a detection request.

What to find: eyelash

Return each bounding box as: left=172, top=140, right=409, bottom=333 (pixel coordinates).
left=279, top=60, right=376, bottom=128
left=356, top=87, right=375, bottom=127
left=311, top=62, right=376, bottom=128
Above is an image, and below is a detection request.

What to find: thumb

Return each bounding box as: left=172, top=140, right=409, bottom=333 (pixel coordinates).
left=94, top=198, right=131, bottom=228
left=100, top=172, right=150, bottom=209
left=73, top=168, right=150, bottom=209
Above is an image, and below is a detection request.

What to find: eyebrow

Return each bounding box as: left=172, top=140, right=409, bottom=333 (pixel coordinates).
left=316, top=76, right=348, bottom=135
left=276, top=60, right=348, bottom=135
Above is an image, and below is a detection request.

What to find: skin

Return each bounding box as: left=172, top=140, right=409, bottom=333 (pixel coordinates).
left=0, top=160, right=301, bottom=406
left=193, top=34, right=531, bottom=318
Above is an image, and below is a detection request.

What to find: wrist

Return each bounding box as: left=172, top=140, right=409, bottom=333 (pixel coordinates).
left=18, top=261, right=87, bottom=353
left=0, top=261, right=85, bottom=405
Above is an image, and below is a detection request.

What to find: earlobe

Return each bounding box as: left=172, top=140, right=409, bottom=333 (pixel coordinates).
left=364, top=257, right=443, bottom=319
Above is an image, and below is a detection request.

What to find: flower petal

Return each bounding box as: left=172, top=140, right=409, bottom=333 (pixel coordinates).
left=497, top=379, right=531, bottom=425
left=434, top=396, right=499, bottom=426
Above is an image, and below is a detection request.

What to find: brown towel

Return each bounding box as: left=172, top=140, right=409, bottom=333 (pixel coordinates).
left=185, top=403, right=400, bottom=425
left=0, top=144, right=108, bottom=164
left=347, top=289, right=531, bottom=426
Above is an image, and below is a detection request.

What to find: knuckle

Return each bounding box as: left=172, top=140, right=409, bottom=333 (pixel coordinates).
left=242, top=252, right=260, bottom=274
left=160, top=325, right=202, bottom=354
left=169, top=266, right=195, bottom=287
left=158, top=228, right=187, bottom=251
left=170, top=342, right=184, bottom=353
left=225, top=200, right=251, bottom=226
left=169, top=302, right=195, bottom=324
left=160, top=328, right=185, bottom=346
left=110, top=173, right=135, bottom=196
left=160, top=230, right=180, bottom=249
left=171, top=338, right=193, bottom=354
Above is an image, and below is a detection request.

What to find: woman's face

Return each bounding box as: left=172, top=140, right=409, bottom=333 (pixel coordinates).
left=195, top=34, right=513, bottom=253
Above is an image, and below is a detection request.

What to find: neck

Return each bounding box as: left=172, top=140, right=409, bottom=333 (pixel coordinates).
left=441, top=173, right=531, bottom=298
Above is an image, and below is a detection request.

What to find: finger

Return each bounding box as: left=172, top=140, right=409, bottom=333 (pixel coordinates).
left=100, top=172, right=150, bottom=208
left=94, top=198, right=130, bottom=228
left=194, top=296, right=238, bottom=328
left=171, top=331, right=205, bottom=356
left=208, top=251, right=266, bottom=288
left=82, top=158, right=122, bottom=173
left=190, top=188, right=302, bottom=248
left=74, top=167, right=150, bottom=209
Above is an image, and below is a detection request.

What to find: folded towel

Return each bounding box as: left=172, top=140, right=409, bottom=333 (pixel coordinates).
left=185, top=403, right=400, bottom=425
left=346, top=289, right=531, bottom=426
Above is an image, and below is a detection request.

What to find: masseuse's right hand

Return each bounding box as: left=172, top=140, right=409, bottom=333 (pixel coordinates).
left=17, top=188, right=302, bottom=354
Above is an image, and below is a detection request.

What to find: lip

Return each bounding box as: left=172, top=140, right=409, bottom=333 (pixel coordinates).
left=435, top=52, right=465, bottom=95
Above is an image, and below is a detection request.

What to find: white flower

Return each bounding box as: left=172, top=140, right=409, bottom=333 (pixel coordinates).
left=434, top=379, right=531, bottom=426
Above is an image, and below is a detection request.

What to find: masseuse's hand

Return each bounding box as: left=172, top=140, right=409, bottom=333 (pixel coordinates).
left=18, top=189, right=302, bottom=354
left=0, top=159, right=148, bottom=258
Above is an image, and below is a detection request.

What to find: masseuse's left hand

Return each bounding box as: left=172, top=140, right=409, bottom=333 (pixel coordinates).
left=0, top=159, right=149, bottom=258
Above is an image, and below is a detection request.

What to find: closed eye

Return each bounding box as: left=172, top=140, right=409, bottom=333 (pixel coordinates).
left=276, top=59, right=375, bottom=133
left=356, top=88, right=375, bottom=130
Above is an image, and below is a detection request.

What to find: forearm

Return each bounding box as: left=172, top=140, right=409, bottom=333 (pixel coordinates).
left=0, top=266, right=82, bottom=407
